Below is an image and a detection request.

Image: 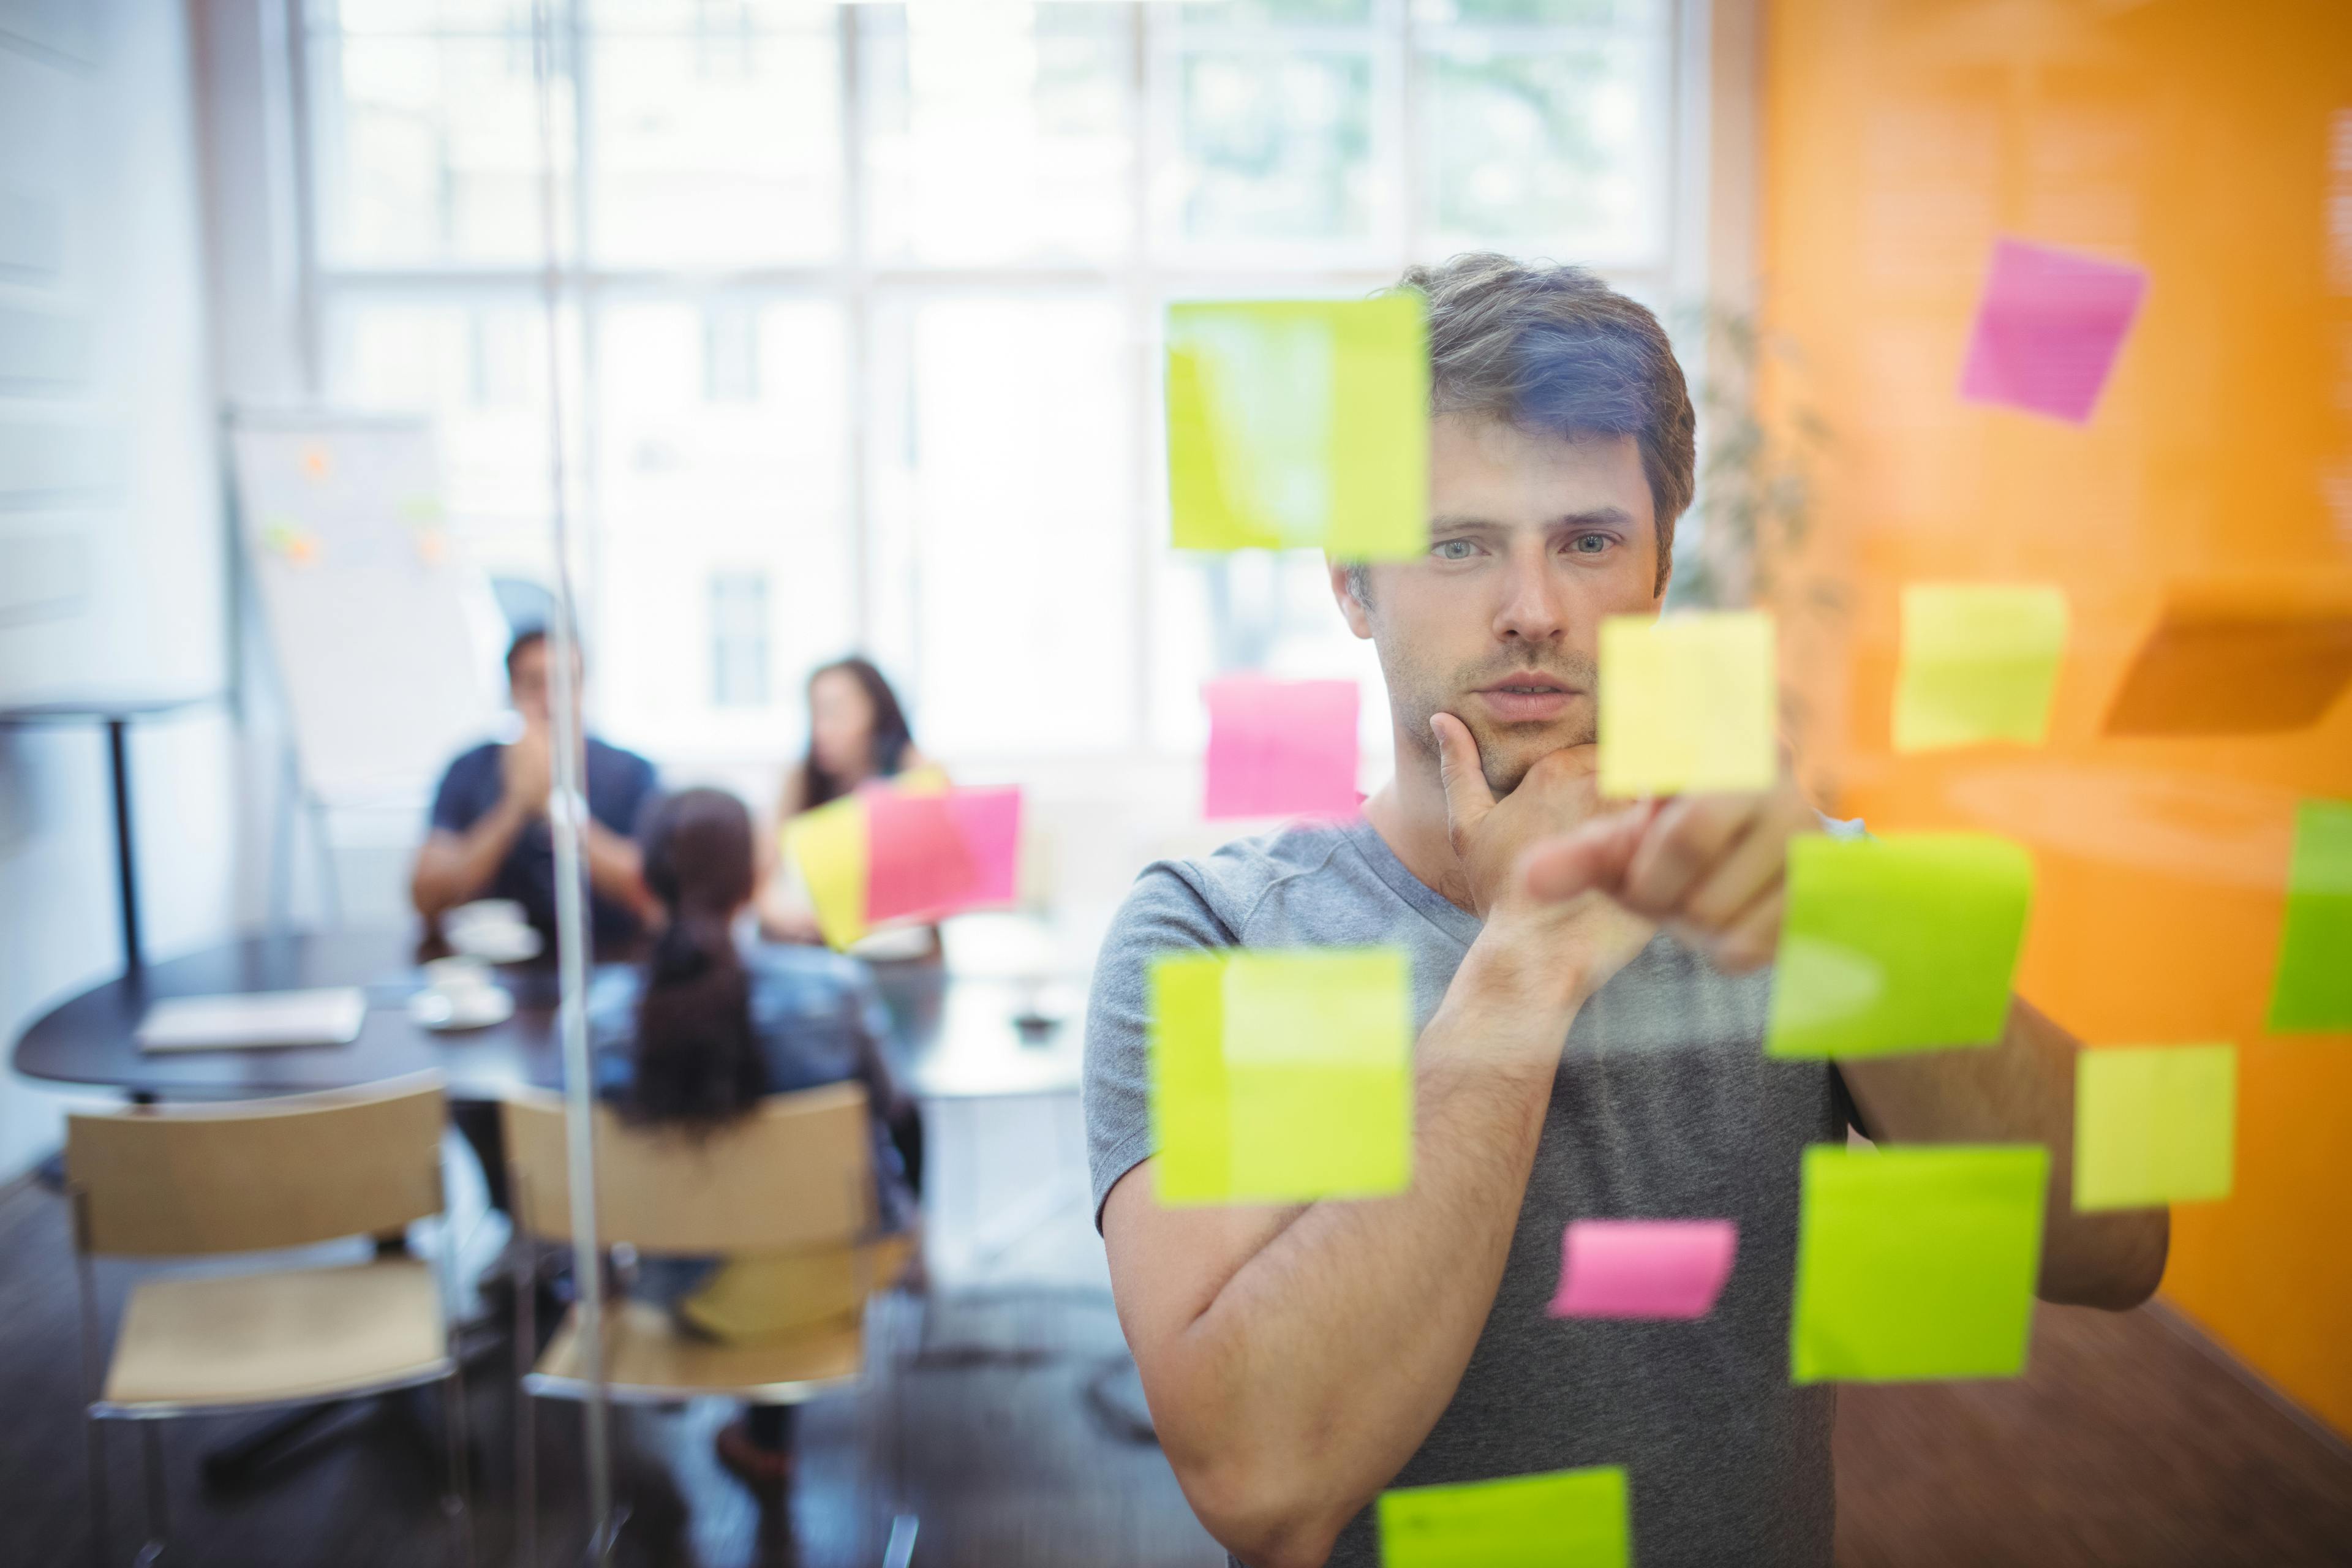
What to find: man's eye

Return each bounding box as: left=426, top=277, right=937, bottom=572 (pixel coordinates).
left=1433, top=539, right=1477, bottom=561
left=1567, top=533, right=1611, bottom=555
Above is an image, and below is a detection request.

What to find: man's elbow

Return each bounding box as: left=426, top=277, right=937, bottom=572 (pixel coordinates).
left=1174, top=1447, right=1347, bottom=1568
left=2046, top=1208, right=2169, bottom=1311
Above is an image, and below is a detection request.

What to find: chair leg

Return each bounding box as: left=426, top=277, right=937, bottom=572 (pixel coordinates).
left=136, top=1422, right=168, bottom=1566
left=442, top=1370, right=477, bottom=1568
left=84, top=1414, right=109, bottom=1568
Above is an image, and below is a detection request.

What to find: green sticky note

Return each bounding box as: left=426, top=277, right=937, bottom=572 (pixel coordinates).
left=1893, top=584, right=2070, bottom=752
left=1377, top=1465, right=1629, bottom=1568
left=1166, top=295, right=1429, bottom=560
left=1790, top=1144, right=2048, bottom=1384
left=1766, top=833, right=2033, bottom=1058
left=1149, top=948, right=1414, bottom=1205
left=1597, top=611, right=1777, bottom=797
left=2073, top=1044, right=2236, bottom=1211
left=2267, top=799, right=2352, bottom=1033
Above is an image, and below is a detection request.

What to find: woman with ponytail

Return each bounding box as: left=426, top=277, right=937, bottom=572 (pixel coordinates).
left=588, top=786, right=921, bottom=1492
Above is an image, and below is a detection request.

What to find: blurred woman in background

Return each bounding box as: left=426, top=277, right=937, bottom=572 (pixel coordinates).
left=760, top=656, right=932, bottom=944
left=593, top=786, right=923, bottom=1490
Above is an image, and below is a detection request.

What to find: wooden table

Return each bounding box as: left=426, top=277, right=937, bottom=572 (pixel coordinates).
left=11, top=927, right=1088, bottom=1104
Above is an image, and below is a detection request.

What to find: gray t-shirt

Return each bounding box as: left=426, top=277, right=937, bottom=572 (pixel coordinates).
left=1084, top=816, right=1853, bottom=1568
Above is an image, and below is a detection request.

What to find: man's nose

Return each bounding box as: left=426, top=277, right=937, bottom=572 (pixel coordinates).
left=1492, top=542, right=1568, bottom=646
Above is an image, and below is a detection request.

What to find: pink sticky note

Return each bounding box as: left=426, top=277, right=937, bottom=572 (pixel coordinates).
left=1959, top=238, right=2149, bottom=424
left=1204, top=677, right=1360, bottom=820
left=865, top=790, right=979, bottom=924
left=943, top=786, right=1023, bottom=907
left=1547, top=1219, right=1737, bottom=1321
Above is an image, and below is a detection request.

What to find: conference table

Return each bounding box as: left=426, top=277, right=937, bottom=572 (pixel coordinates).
left=11, top=925, right=1088, bottom=1106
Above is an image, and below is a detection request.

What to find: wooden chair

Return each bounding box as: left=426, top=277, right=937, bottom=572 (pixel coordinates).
left=502, top=1082, right=920, bottom=1562
left=64, top=1071, right=472, bottom=1568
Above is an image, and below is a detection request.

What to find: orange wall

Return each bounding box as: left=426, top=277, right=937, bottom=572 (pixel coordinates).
left=1757, top=0, right=2352, bottom=1434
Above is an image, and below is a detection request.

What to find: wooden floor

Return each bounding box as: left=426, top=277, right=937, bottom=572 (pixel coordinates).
left=2, top=1095, right=2347, bottom=1568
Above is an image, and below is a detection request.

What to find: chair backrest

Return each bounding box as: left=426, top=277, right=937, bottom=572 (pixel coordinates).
left=501, top=1082, right=873, bottom=1256
left=65, top=1073, right=447, bottom=1258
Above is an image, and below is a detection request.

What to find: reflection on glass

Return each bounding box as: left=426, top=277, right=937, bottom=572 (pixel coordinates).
left=311, top=32, right=575, bottom=265
left=1177, top=53, right=1373, bottom=245
left=872, top=298, right=1133, bottom=755
left=586, top=28, right=842, bottom=267
left=864, top=2, right=1129, bottom=265
left=1180, top=0, right=1373, bottom=21
left=1411, top=0, right=1655, bottom=22
left=1422, top=45, right=1659, bottom=262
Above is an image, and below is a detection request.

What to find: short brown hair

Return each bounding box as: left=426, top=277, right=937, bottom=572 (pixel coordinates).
left=1400, top=253, right=1694, bottom=593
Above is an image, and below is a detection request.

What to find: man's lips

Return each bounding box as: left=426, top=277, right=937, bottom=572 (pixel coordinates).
left=1472, top=676, right=1581, bottom=722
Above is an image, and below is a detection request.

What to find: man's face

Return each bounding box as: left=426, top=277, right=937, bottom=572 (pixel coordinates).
left=1334, top=413, right=1665, bottom=796
left=507, top=640, right=583, bottom=731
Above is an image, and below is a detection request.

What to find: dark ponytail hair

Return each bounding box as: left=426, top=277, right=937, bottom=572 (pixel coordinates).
left=801, top=655, right=916, bottom=810
left=627, top=788, right=767, bottom=1132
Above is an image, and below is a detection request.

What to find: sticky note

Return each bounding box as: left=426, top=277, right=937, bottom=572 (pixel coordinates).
left=782, top=795, right=869, bottom=950
left=866, top=789, right=979, bottom=924
left=1548, top=1219, right=1736, bottom=1320
left=1377, top=1465, right=1629, bottom=1568
left=2104, top=579, right=2352, bottom=736
left=1959, top=238, right=2148, bottom=424
left=1597, top=611, right=1776, bottom=797
left=1150, top=948, right=1412, bottom=1205
left=943, top=785, right=1023, bottom=907
left=1204, top=677, right=1360, bottom=820
left=2267, top=799, right=2352, bottom=1033
left=1790, top=1144, right=2048, bottom=1384
left=2073, top=1044, right=2236, bottom=1211
left=1893, top=584, right=2069, bottom=752
left=1166, top=295, right=1428, bottom=560
left=1766, top=834, right=2032, bottom=1059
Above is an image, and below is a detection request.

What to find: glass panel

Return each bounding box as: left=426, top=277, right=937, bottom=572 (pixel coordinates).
left=1150, top=553, right=1388, bottom=759
left=1178, top=0, right=1374, bottom=24
left=323, top=294, right=569, bottom=580
left=1174, top=51, right=1374, bottom=246
left=311, top=32, right=575, bottom=266
left=870, top=297, right=1134, bottom=755
left=1410, top=0, right=1657, bottom=23
left=1419, top=43, right=1666, bottom=265
left=585, top=26, right=842, bottom=267
left=862, top=1, right=1130, bottom=265
left=594, top=298, right=853, bottom=752
left=314, top=0, right=536, bottom=33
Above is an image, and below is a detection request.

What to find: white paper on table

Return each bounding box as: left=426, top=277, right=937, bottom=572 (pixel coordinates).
left=135, top=988, right=368, bottom=1052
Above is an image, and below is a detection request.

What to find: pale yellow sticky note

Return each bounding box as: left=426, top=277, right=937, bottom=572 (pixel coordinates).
left=2073, top=1044, right=2236, bottom=1211
left=783, top=795, right=869, bottom=951
left=1894, top=584, right=2069, bottom=752
left=1597, top=611, right=1776, bottom=797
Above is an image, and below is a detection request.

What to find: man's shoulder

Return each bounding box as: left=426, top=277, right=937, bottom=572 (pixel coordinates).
left=585, top=735, right=657, bottom=782
left=1109, top=819, right=1365, bottom=950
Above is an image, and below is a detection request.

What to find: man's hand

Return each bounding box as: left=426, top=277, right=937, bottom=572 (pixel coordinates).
left=1430, top=712, right=1659, bottom=1012
left=500, top=727, right=554, bottom=818
left=1515, top=774, right=1818, bottom=976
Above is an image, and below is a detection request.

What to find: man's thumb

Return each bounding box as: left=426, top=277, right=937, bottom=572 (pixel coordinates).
left=1430, top=712, right=1494, bottom=837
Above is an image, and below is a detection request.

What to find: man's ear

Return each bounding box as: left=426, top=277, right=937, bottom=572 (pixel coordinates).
left=1328, top=557, right=1374, bottom=639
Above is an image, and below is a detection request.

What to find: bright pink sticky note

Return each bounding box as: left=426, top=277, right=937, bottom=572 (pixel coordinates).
left=1548, top=1219, right=1737, bottom=1321
left=865, top=790, right=979, bottom=923
left=1959, top=238, right=2149, bottom=424
left=1204, top=677, right=1360, bottom=820
left=943, top=786, right=1023, bottom=907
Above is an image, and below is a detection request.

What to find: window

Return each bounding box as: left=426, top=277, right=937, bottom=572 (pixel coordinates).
left=298, top=0, right=1704, bottom=761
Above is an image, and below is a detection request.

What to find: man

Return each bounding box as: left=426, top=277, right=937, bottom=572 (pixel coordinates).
left=411, top=626, right=658, bottom=947
left=1084, top=255, right=2167, bottom=1568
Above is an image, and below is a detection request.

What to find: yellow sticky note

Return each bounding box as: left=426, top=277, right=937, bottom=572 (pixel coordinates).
left=2073, top=1044, right=2236, bottom=1211
left=1894, top=584, right=2070, bottom=752
left=782, top=795, right=869, bottom=951
left=1149, top=948, right=1413, bottom=1205
left=1597, top=611, right=1776, bottom=797
left=1378, top=1465, right=1630, bottom=1568
left=1166, top=295, right=1428, bottom=560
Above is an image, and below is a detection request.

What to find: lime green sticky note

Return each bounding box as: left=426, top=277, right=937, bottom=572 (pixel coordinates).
left=2267, top=799, right=2352, bottom=1033
left=1377, top=1465, right=1629, bottom=1568
left=1149, top=948, right=1413, bottom=1205
left=1766, top=833, right=2032, bottom=1058
left=1893, top=584, right=2070, bottom=752
left=1790, top=1144, right=2048, bottom=1384
left=1597, top=611, right=1777, bottom=797
left=1166, top=295, right=1429, bottom=560
left=2073, top=1044, right=2236, bottom=1211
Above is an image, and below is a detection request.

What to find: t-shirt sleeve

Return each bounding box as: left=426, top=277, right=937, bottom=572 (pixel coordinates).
left=1082, top=862, right=1237, bottom=1230
left=612, top=748, right=660, bottom=839
left=428, top=748, right=488, bottom=835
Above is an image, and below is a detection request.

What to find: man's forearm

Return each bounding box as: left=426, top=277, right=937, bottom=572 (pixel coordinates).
left=581, top=820, right=651, bottom=914
left=1148, top=945, right=1579, bottom=1564
left=1838, top=995, right=2168, bottom=1310
left=411, top=801, right=530, bottom=920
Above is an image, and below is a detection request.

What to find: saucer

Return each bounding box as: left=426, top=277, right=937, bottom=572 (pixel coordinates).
left=410, top=986, right=515, bottom=1031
